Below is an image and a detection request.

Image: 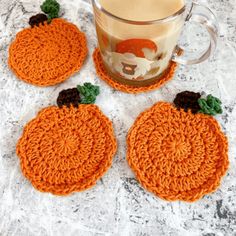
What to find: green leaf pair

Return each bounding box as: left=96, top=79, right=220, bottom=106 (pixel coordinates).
left=198, top=95, right=223, bottom=116
left=77, top=83, right=100, bottom=104
left=40, top=0, right=60, bottom=21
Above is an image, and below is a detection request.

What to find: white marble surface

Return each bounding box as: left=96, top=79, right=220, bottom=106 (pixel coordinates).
left=0, top=0, right=236, bottom=235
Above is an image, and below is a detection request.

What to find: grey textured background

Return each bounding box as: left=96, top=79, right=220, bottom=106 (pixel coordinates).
left=0, top=0, right=236, bottom=235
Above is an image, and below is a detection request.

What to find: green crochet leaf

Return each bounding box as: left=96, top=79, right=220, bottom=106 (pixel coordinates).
left=198, top=95, right=223, bottom=116
left=77, top=83, right=100, bottom=104
left=40, top=0, right=60, bottom=21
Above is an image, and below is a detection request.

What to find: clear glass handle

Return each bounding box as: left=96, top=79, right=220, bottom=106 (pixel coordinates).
left=172, top=2, right=219, bottom=65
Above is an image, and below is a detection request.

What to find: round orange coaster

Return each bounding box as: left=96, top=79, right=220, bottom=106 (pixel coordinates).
left=9, top=18, right=87, bottom=86
left=93, top=48, right=177, bottom=94
left=17, top=105, right=117, bottom=195
left=127, top=102, right=229, bottom=202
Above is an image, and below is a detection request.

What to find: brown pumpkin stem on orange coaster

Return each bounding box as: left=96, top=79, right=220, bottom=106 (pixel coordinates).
left=174, top=91, right=201, bottom=114
left=127, top=102, right=228, bottom=202
left=17, top=105, right=117, bottom=195
left=9, top=18, right=87, bottom=86
left=57, top=88, right=81, bottom=108
left=93, top=48, right=178, bottom=94
left=29, top=14, right=48, bottom=27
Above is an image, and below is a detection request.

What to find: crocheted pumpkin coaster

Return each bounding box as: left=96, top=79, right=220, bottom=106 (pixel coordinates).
left=9, top=0, right=87, bottom=87
left=16, top=83, right=117, bottom=195
left=93, top=48, right=177, bottom=94
left=127, top=92, right=228, bottom=202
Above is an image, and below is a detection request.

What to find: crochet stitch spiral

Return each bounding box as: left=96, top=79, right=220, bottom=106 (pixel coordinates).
left=16, top=105, right=117, bottom=195
left=127, top=102, right=228, bottom=202
left=9, top=18, right=87, bottom=86
left=93, top=48, right=177, bottom=94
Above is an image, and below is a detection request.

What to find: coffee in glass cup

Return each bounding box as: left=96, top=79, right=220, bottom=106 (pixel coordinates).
left=92, top=0, right=218, bottom=87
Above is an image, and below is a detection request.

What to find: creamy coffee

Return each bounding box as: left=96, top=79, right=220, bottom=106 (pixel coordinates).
left=94, top=0, right=185, bottom=86
left=99, top=0, right=184, bottom=21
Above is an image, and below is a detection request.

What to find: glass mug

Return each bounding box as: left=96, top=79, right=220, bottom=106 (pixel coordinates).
left=92, top=0, right=218, bottom=87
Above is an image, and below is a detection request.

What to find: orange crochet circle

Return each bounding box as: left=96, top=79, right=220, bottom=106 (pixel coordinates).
left=16, top=105, right=117, bottom=195
left=9, top=18, right=87, bottom=86
left=127, top=102, right=229, bottom=202
left=93, top=48, right=177, bottom=94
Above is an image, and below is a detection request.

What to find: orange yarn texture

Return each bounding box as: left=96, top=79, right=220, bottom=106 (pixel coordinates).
left=127, top=102, right=229, bottom=202
left=9, top=18, right=87, bottom=86
left=93, top=48, right=177, bottom=94
left=16, top=105, right=117, bottom=195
